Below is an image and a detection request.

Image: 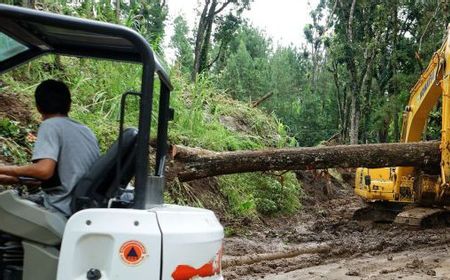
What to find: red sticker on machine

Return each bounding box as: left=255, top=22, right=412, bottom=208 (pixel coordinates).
left=171, top=245, right=222, bottom=280
left=119, top=240, right=147, bottom=265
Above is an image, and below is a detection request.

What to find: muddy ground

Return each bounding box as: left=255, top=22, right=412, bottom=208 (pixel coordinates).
left=222, top=170, right=450, bottom=279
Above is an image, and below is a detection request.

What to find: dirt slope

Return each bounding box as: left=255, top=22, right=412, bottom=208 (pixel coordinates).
left=0, top=91, right=37, bottom=164
left=0, top=92, right=35, bottom=124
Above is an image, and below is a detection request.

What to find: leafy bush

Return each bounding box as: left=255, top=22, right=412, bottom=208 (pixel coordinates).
left=0, top=119, right=36, bottom=164
left=219, top=172, right=301, bottom=216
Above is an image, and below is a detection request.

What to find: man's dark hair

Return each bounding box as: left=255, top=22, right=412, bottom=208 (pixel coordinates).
left=35, top=80, right=71, bottom=115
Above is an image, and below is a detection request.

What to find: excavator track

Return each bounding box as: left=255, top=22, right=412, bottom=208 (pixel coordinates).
left=394, top=207, right=450, bottom=228
left=352, top=202, right=402, bottom=223
left=352, top=206, right=398, bottom=223
left=353, top=203, right=450, bottom=228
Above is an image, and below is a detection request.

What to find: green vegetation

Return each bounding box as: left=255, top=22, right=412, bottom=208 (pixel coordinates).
left=170, top=73, right=295, bottom=151
left=3, top=0, right=447, bottom=218
left=0, top=54, right=301, bottom=217
left=219, top=172, right=301, bottom=217
left=0, top=119, right=35, bottom=164
left=171, top=1, right=448, bottom=146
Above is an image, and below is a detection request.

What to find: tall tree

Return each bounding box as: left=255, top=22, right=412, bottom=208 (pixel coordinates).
left=170, top=15, right=194, bottom=74
left=218, top=25, right=271, bottom=102
left=126, top=0, right=168, bottom=50
left=209, top=13, right=242, bottom=72
left=192, top=0, right=251, bottom=80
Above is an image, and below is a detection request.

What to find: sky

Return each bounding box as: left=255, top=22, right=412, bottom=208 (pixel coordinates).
left=164, top=0, right=319, bottom=59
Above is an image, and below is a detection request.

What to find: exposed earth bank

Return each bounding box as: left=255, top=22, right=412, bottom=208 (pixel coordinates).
left=222, top=170, right=450, bottom=279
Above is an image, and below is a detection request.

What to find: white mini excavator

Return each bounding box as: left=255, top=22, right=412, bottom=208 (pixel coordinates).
left=0, top=5, right=223, bottom=280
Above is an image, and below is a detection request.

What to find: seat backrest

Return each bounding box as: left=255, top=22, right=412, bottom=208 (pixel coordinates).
left=71, top=128, right=138, bottom=213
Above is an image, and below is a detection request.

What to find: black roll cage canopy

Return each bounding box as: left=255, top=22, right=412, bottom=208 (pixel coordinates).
left=0, top=4, right=173, bottom=209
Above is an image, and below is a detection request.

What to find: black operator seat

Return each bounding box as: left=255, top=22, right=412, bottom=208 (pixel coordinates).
left=71, top=127, right=138, bottom=213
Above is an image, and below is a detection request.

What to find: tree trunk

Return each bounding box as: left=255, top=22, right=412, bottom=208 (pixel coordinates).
left=343, top=85, right=350, bottom=142
left=361, top=49, right=375, bottom=143
left=192, top=0, right=236, bottom=80
left=222, top=244, right=331, bottom=269
left=331, top=61, right=344, bottom=133
left=172, top=141, right=440, bottom=182
left=378, top=116, right=390, bottom=143
left=349, top=91, right=360, bottom=144
left=198, top=1, right=217, bottom=75
left=192, top=0, right=211, bottom=80
left=393, top=112, right=401, bottom=141
left=22, top=0, right=34, bottom=8
left=115, top=0, right=120, bottom=23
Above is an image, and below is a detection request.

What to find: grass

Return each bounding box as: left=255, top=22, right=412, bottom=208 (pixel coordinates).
left=0, top=55, right=302, bottom=217
left=0, top=119, right=36, bottom=164
left=219, top=172, right=301, bottom=217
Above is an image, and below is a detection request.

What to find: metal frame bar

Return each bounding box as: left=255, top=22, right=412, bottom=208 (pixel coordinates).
left=116, top=92, right=141, bottom=191
left=0, top=4, right=173, bottom=209
left=155, top=84, right=172, bottom=177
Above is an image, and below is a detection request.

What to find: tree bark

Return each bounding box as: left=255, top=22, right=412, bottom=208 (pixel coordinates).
left=331, top=61, right=344, bottom=134
left=172, top=141, right=440, bottom=182
left=349, top=90, right=360, bottom=144
left=192, top=0, right=238, bottom=80
left=346, top=0, right=360, bottom=144
left=198, top=0, right=217, bottom=75
left=115, top=0, right=120, bottom=23
left=192, top=0, right=211, bottom=80
left=222, top=244, right=331, bottom=269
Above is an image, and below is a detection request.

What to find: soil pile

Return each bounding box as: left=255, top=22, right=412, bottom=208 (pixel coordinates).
left=0, top=92, right=35, bottom=124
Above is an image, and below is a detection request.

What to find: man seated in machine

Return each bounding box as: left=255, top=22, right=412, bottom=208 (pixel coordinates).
left=0, top=80, right=99, bottom=216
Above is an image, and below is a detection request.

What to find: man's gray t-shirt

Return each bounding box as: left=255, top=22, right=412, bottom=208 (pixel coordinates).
left=32, top=117, right=99, bottom=216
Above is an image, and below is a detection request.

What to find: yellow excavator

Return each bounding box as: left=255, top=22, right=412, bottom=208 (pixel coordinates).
left=355, top=27, right=450, bottom=227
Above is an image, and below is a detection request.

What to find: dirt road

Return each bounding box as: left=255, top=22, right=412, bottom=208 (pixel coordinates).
left=269, top=245, right=450, bottom=279
left=222, top=170, right=450, bottom=279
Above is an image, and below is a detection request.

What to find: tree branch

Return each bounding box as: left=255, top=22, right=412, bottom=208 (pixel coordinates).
left=206, top=41, right=224, bottom=69
left=419, top=2, right=440, bottom=53
left=251, top=92, right=274, bottom=108
left=347, top=0, right=356, bottom=43
left=214, top=0, right=232, bottom=15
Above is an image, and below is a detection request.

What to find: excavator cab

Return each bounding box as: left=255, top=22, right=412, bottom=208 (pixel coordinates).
left=0, top=5, right=223, bottom=280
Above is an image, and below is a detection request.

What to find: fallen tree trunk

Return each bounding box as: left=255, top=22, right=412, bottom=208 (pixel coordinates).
left=173, top=141, right=440, bottom=182
left=222, top=243, right=331, bottom=269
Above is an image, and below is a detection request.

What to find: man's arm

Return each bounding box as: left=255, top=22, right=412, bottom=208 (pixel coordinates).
left=0, top=174, right=19, bottom=185
left=0, top=159, right=56, bottom=180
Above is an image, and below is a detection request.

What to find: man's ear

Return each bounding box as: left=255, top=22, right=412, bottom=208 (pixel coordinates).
left=36, top=106, right=47, bottom=120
